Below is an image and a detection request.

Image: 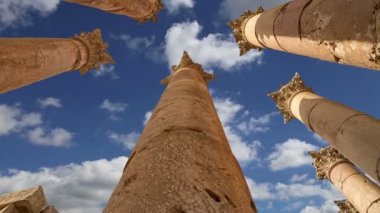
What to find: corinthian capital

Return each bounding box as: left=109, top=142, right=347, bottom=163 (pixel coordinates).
left=268, top=73, right=312, bottom=123
left=135, top=0, right=164, bottom=23
left=309, top=146, right=349, bottom=180
left=228, top=6, right=264, bottom=56
left=161, top=51, right=215, bottom=85
left=335, top=200, right=359, bottom=213
left=72, top=29, right=114, bottom=74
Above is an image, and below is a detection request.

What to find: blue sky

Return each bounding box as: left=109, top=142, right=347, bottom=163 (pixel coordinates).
left=1, top=0, right=380, bottom=212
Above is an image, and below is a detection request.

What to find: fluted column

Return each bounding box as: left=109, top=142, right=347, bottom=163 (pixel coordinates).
left=269, top=73, right=380, bottom=183
left=229, top=0, right=380, bottom=71
left=0, top=29, right=114, bottom=94
left=64, top=0, right=164, bottom=23
left=309, top=146, right=380, bottom=213
left=104, top=52, right=256, bottom=212
left=335, top=200, right=359, bottom=213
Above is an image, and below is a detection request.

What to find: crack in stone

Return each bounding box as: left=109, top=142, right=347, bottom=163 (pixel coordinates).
left=369, top=3, right=380, bottom=63
left=298, top=0, right=314, bottom=41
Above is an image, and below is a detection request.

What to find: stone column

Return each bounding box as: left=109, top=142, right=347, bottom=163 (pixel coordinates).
left=309, top=146, right=380, bottom=213
left=0, top=186, right=57, bottom=213
left=335, top=200, right=359, bottom=213
left=0, top=29, right=114, bottom=94
left=104, top=52, right=256, bottom=212
left=269, top=72, right=380, bottom=183
left=229, top=0, right=380, bottom=71
left=64, top=0, right=164, bottom=23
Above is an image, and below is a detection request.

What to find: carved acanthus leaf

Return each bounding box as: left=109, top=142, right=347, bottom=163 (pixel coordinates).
left=135, top=0, right=164, bottom=23
left=335, top=200, right=359, bottom=213
left=227, top=6, right=264, bottom=56
left=268, top=72, right=312, bottom=123
left=309, top=146, right=349, bottom=180
left=72, top=29, right=114, bottom=74
left=369, top=44, right=380, bottom=64
left=162, top=51, right=215, bottom=85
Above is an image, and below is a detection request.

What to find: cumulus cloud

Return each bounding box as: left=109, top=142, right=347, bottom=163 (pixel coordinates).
left=0, top=0, right=60, bottom=31
left=238, top=112, right=278, bottom=134
left=37, top=97, right=62, bottom=109
left=0, top=104, right=74, bottom=147
left=108, top=132, right=140, bottom=150
left=214, top=98, right=243, bottom=125
left=93, top=65, right=119, bottom=80
left=301, top=200, right=339, bottom=213
left=0, top=156, right=128, bottom=213
left=245, top=176, right=343, bottom=212
left=290, top=174, right=309, bottom=183
left=0, top=104, right=42, bottom=136
left=100, top=99, right=128, bottom=120
left=224, top=126, right=261, bottom=163
left=313, top=133, right=327, bottom=144
left=219, top=0, right=290, bottom=19
left=163, top=0, right=194, bottom=13
left=27, top=127, right=73, bottom=148
left=165, top=21, right=262, bottom=71
left=110, top=34, right=155, bottom=52
left=246, top=177, right=275, bottom=200
left=268, top=139, right=318, bottom=171
left=245, top=176, right=342, bottom=204
left=143, top=111, right=152, bottom=125
left=100, top=100, right=127, bottom=113
left=214, top=97, right=263, bottom=164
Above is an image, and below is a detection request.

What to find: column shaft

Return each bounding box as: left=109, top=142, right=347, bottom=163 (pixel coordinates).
left=0, top=29, right=114, bottom=94
left=64, top=0, right=163, bottom=22
left=310, top=147, right=380, bottom=213
left=104, top=52, right=256, bottom=212
left=269, top=73, right=380, bottom=183
left=230, top=0, right=380, bottom=71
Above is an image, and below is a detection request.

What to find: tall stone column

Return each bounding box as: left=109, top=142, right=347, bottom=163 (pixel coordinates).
left=268, top=73, right=380, bottom=183
left=64, top=0, right=164, bottom=23
left=104, top=52, right=256, bottom=212
left=229, top=0, right=380, bottom=71
left=0, top=29, right=114, bottom=94
left=309, top=146, right=380, bottom=213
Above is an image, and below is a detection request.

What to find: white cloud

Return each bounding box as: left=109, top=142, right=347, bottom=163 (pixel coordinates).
left=0, top=104, right=42, bottom=136
left=163, top=0, right=194, bottom=13
left=100, top=99, right=127, bottom=120
left=0, top=104, right=74, bottom=147
left=214, top=98, right=243, bottom=125
left=313, top=133, right=328, bottom=144
left=0, top=0, right=60, bottom=31
left=37, top=97, right=62, bottom=109
left=0, top=156, right=128, bottom=213
left=213, top=97, right=262, bottom=164
left=219, top=0, right=290, bottom=19
left=238, top=112, right=277, bottom=133
left=246, top=177, right=342, bottom=204
left=26, top=127, right=73, bottom=148
left=274, top=182, right=340, bottom=201
left=110, top=34, right=155, bottom=52
left=246, top=177, right=275, bottom=200
left=93, top=65, right=119, bottom=80
left=301, top=200, right=339, bottom=213
left=225, top=126, right=261, bottom=163
left=165, top=21, right=262, bottom=71
left=290, top=174, right=309, bottom=183
left=108, top=132, right=140, bottom=150
left=100, top=100, right=127, bottom=113
left=268, top=139, right=318, bottom=171
left=143, top=111, right=152, bottom=125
